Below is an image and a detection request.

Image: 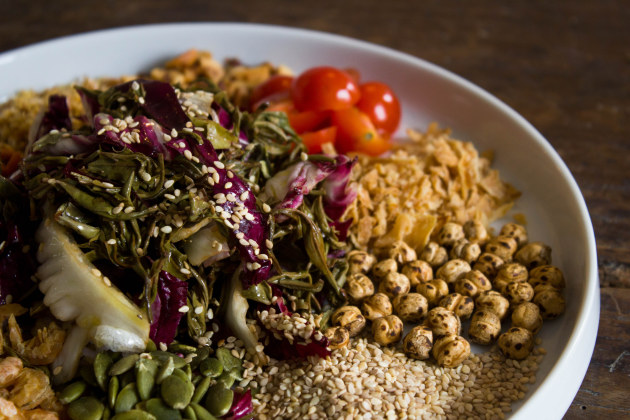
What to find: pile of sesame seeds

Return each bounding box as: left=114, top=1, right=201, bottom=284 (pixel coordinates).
left=247, top=337, right=545, bottom=419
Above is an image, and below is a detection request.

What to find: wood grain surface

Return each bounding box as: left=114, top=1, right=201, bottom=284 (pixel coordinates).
left=1, top=1, right=628, bottom=418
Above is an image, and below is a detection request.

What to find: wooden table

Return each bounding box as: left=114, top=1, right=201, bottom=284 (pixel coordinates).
left=1, top=1, right=628, bottom=418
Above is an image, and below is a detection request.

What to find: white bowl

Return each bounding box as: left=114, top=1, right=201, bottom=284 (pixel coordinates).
left=0, top=23, right=599, bottom=419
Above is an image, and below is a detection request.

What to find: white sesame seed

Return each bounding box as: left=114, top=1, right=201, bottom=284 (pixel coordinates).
left=138, top=97, right=146, bottom=105
left=164, top=179, right=175, bottom=189
left=184, top=150, right=193, bottom=160
left=300, top=152, right=308, bottom=161
left=240, top=191, right=249, bottom=201
left=164, top=193, right=176, bottom=200
left=178, top=305, right=190, bottom=313
left=262, top=203, right=272, bottom=213
left=213, top=173, right=220, bottom=184
left=265, top=239, right=274, bottom=249
left=140, top=172, right=152, bottom=182
left=160, top=226, right=173, bottom=234
left=251, top=262, right=262, bottom=270
left=171, top=129, right=179, bottom=137
left=224, top=182, right=233, bottom=189
left=131, top=81, right=140, bottom=91
left=124, top=206, right=135, bottom=214
left=227, top=171, right=234, bottom=178
left=194, top=306, right=203, bottom=314
left=180, top=268, right=191, bottom=275
left=91, top=268, right=102, bottom=277
left=239, top=238, right=250, bottom=247
left=207, top=176, right=215, bottom=186
left=226, top=193, right=236, bottom=202
left=214, top=161, right=225, bottom=169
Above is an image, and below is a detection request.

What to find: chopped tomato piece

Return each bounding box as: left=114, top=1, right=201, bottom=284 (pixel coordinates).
left=331, top=108, right=391, bottom=156
left=300, top=126, right=337, bottom=154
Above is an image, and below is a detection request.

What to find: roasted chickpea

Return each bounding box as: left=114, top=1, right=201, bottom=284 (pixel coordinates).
left=511, top=302, right=543, bottom=335
left=500, top=223, right=528, bottom=246
left=324, top=326, right=350, bottom=350
left=475, top=290, right=510, bottom=320
left=372, top=258, right=398, bottom=279
left=494, top=262, right=529, bottom=294
left=454, top=270, right=491, bottom=298
left=504, top=281, right=534, bottom=306
left=345, top=273, right=375, bottom=302
left=435, top=259, right=471, bottom=285
left=498, top=327, right=534, bottom=360
left=401, top=260, right=433, bottom=288
left=468, top=309, right=502, bottom=345
left=463, top=220, right=490, bottom=244
left=389, top=241, right=418, bottom=264
left=372, top=315, right=404, bottom=346
left=393, top=293, right=429, bottom=323
left=514, top=241, right=552, bottom=269
left=436, top=222, right=465, bottom=247
left=347, top=250, right=376, bottom=275
left=528, top=265, right=565, bottom=290
left=331, top=306, right=366, bottom=337
left=416, top=279, right=449, bottom=307
left=426, top=307, right=461, bottom=337
left=533, top=284, right=565, bottom=319
left=419, top=242, right=448, bottom=268
left=449, top=239, right=481, bottom=264
left=484, top=235, right=519, bottom=261
left=361, top=293, right=393, bottom=321
left=432, top=334, right=470, bottom=368
left=473, top=253, right=505, bottom=279
left=439, top=293, right=475, bottom=320
left=378, top=272, right=411, bottom=299
left=403, top=326, right=433, bottom=360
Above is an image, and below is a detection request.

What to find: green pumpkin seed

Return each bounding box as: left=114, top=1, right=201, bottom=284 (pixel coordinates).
left=110, top=354, right=140, bottom=376
left=59, top=381, right=87, bottom=404
left=215, top=348, right=241, bottom=372
left=118, top=369, right=136, bottom=389
left=191, top=376, right=212, bottom=404
left=199, top=358, right=223, bottom=378
left=190, top=347, right=210, bottom=371
left=136, top=358, right=159, bottom=400
left=190, top=402, right=218, bottom=420
left=80, top=362, right=99, bottom=387
left=171, top=368, right=190, bottom=382
left=155, top=356, right=175, bottom=385
left=115, top=382, right=139, bottom=414
left=102, top=405, right=111, bottom=420
left=67, top=396, right=105, bottom=420
left=204, top=382, right=233, bottom=417
left=144, top=398, right=182, bottom=420
left=111, top=409, right=156, bottom=420
left=217, top=369, right=242, bottom=388
left=182, top=405, right=197, bottom=420
left=146, top=339, right=158, bottom=352
left=183, top=363, right=193, bottom=380
left=168, top=343, right=197, bottom=354
left=108, top=376, right=120, bottom=409
left=94, top=352, right=114, bottom=390
left=161, top=374, right=194, bottom=410
left=150, top=351, right=187, bottom=369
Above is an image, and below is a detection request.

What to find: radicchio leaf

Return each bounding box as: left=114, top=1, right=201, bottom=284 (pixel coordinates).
left=149, top=271, right=188, bottom=346
left=33, top=95, right=73, bottom=141
left=226, top=390, right=253, bottom=420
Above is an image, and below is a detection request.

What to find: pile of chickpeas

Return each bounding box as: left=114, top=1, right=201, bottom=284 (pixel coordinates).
left=326, top=221, right=566, bottom=367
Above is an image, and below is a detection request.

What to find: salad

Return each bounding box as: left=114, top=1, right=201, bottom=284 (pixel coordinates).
left=0, top=51, right=398, bottom=419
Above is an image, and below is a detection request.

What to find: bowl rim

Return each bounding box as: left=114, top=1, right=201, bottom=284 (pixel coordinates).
left=0, top=22, right=600, bottom=419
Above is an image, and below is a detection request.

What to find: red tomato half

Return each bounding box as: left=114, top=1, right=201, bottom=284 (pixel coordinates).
left=300, top=126, right=337, bottom=154
left=356, top=82, right=401, bottom=134
left=249, top=75, right=294, bottom=110
left=291, top=67, right=360, bottom=112
left=331, top=108, right=391, bottom=156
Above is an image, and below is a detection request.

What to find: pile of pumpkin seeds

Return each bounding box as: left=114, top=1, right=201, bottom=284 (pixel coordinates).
left=59, top=342, right=247, bottom=420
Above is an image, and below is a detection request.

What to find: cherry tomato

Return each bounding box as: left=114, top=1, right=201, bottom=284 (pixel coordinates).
left=289, top=110, right=330, bottom=134
left=265, top=100, right=330, bottom=134
left=249, top=75, right=294, bottom=110
left=356, top=82, right=401, bottom=134
left=291, top=67, right=360, bottom=112
left=331, top=108, right=391, bottom=156
left=300, top=126, right=337, bottom=154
